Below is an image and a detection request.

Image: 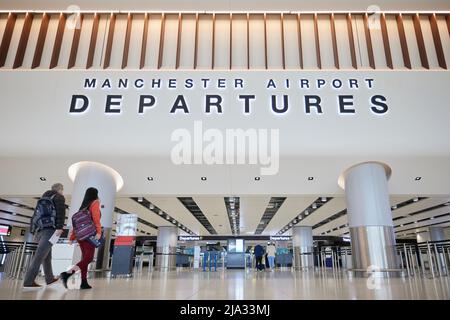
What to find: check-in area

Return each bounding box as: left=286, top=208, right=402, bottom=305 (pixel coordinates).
left=1, top=0, right=450, bottom=301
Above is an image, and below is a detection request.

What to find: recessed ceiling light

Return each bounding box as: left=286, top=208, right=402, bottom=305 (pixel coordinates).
left=201, top=177, right=207, bottom=181
left=147, top=177, right=154, bottom=181
left=254, top=177, right=261, bottom=181
left=414, top=177, right=422, bottom=181
left=39, top=177, right=46, bottom=181
left=307, top=177, right=314, bottom=181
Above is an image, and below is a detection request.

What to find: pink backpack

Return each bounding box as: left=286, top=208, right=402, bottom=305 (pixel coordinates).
left=71, top=208, right=97, bottom=240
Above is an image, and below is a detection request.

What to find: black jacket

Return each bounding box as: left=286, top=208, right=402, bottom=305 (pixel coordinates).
left=42, top=190, right=66, bottom=229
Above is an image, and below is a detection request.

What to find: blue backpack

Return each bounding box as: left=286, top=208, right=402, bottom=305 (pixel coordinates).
left=30, top=195, right=57, bottom=234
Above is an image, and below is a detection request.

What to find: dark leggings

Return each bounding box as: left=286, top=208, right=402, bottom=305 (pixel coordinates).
left=76, top=240, right=96, bottom=280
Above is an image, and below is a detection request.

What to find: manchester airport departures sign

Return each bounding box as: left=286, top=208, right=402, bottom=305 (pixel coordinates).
left=69, top=77, right=389, bottom=116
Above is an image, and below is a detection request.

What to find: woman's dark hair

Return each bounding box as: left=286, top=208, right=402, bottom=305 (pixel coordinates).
left=79, top=187, right=99, bottom=210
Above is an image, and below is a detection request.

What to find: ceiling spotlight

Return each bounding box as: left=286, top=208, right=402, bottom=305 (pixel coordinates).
left=158, top=210, right=163, bottom=215
left=312, top=203, right=317, bottom=209
left=444, top=202, right=450, bottom=206
left=254, top=177, right=261, bottom=181
left=138, top=197, right=143, bottom=202
left=39, top=177, right=46, bottom=181
left=293, top=219, right=297, bottom=223
left=321, top=197, right=327, bottom=202
left=430, top=217, right=434, bottom=220
left=147, top=177, right=154, bottom=181
left=391, top=205, right=397, bottom=210
left=201, top=177, right=207, bottom=181
left=400, top=224, right=404, bottom=227
left=166, top=216, right=171, bottom=220
left=414, top=177, right=422, bottom=181
left=305, top=210, right=309, bottom=216
left=149, top=204, right=155, bottom=210
left=289, top=223, right=293, bottom=227
left=172, top=220, right=176, bottom=223
left=413, top=197, right=419, bottom=202
left=307, top=177, right=314, bottom=181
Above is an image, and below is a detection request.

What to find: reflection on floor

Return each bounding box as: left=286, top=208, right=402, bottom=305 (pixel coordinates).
left=1, top=268, right=449, bottom=300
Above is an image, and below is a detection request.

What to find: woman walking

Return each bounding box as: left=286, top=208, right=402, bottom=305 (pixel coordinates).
left=60, top=187, right=102, bottom=289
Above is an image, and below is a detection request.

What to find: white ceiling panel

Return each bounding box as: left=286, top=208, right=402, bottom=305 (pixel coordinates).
left=392, top=197, right=450, bottom=219
left=239, top=196, right=270, bottom=235
left=0, top=202, right=34, bottom=217
left=115, top=198, right=174, bottom=228
left=264, top=197, right=316, bottom=235
left=149, top=197, right=210, bottom=235
left=193, top=197, right=232, bottom=235
left=299, top=197, right=347, bottom=227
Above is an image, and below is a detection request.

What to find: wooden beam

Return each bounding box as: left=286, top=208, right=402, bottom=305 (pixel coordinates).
left=50, top=13, right=67, bottom=69
left=121, top=13, right=132, bottom=69
left=193, top=13, right=199, bottom=69
left=447, top=14, right=450, bottom=37
left=280, top=13, right=286, bottom=69
left=429, top=13, right=447, bottom=69
left=13, top=12, right=33, bottom=69
left=229, top=13, right=232, bottom=70
left=346, top=13, right=357, bottom=69
left=32, top=13, right=49, bottom=69
left=263, top=13, right=268, bottom=69
left=297, top=14, right=303, bottom=69
left=212, top=13, right=215, bottom=69
left=396, top=14, right=411, bottom=69
left=363, top=13, right=375, bottom=69
left=313, top=13, right=321, bottom=69
left=0, top=12, right=17, bottom=67
left=140, top=13, right=149, bottom=69
left=175, top=13, right=182, bottom=69
left=86, top=13, right=99, bottom=69
left=412, top=13, right=429, bottom=69
left=103, top=13, right=116, bottom=69
left=68, top=13, right=83, bottom=69
left=380, top=13, right=393, bottom=69
left=247, top=13, right=250, bottom=69
left=157, top=13, right=165, bottom=69
left=330, top=13, right=339, bottom=69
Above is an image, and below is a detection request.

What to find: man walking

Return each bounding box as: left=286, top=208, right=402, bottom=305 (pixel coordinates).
left=254, top=244, right=265, bottom=271
left=23, top=183, right=66, bottom=288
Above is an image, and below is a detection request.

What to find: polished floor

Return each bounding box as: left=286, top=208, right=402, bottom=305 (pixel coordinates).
left=1, top=268, right=449, bottom=300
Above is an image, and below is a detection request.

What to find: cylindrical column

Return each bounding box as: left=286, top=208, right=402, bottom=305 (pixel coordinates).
left=339, top=162, right=398, bottom=274
left=429, top=227, right=445, bottom=242
left=68, top=161, right=123, bottom=270
left=292, top=226, right=314, bottom=269
left=156, top=226, right=178, bottom=270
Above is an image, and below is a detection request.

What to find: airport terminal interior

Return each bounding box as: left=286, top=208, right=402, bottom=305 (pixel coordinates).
left=1, top=0, right=450, bottom=300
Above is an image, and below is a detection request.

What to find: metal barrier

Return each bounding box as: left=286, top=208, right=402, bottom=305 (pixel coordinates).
left=310, top=240, right=450, bottom=278
left=0, top=241, right=38, bottom=280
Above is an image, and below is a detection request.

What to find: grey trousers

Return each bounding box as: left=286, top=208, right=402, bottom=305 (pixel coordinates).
left=23, top=228, right=55, bottom=285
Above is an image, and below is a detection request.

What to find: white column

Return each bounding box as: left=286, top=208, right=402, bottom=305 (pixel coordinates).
left=156, top=226, right=178, bottom=270
left=339, top=162, right=398, bottom=274
left=68, top=161, right=123, bottom=269
left=292, top=226, right=314, bottom=268
left=429, top=227, right=445, bottom=242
